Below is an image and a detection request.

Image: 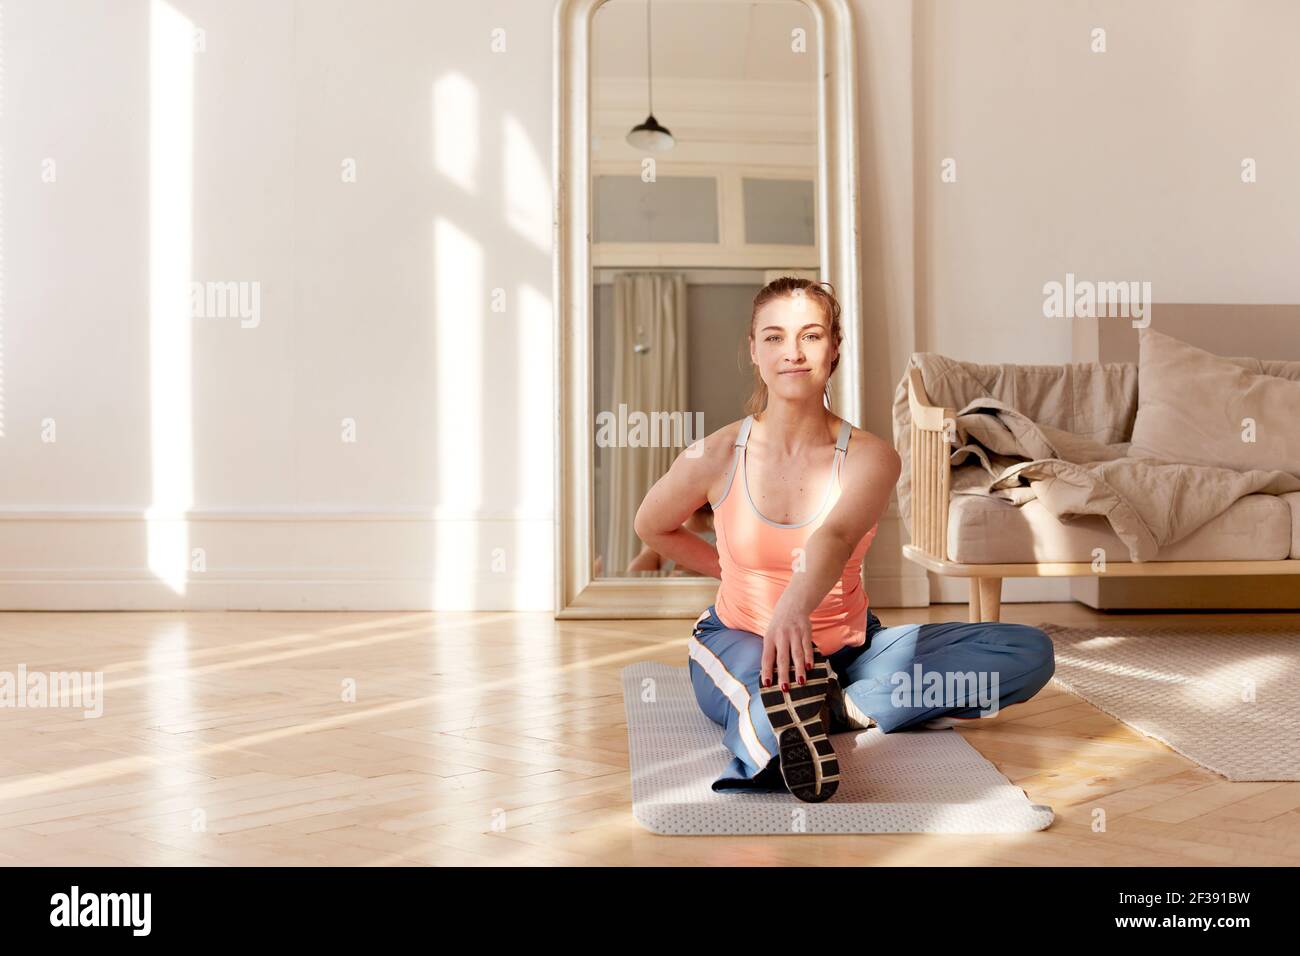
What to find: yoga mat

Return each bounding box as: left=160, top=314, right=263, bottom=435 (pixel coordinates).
left=622, top=662, right=1054, bottom=835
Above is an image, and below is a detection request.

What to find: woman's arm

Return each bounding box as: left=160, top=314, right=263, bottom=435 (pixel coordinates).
left=781, top=431, right=899, bottom=615
left=625, top=544, right=662, bottom=573
left=762, top=430, right=901, bottom=688
left=632, top=429, right=733, bottom=580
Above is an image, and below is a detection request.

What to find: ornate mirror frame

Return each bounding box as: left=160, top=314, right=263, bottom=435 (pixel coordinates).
left=553, top=0, right=865, bottom=618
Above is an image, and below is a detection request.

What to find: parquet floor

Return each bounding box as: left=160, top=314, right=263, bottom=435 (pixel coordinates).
left=1, top=604, right=1297, bottom=866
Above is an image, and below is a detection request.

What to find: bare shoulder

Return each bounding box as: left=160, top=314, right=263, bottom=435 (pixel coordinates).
left=670, top=418, right=742, bottom=481
left=647, top=416, right=748, bottom=509
left=820, top=421, right=900, bottom=539
left=840, top=423, right=902, bottom=485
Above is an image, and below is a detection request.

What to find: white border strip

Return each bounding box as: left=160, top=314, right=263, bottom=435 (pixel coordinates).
left=687, top=634, right=772, bottom=769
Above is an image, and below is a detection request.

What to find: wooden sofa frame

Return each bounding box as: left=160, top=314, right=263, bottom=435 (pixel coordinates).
left=902, top=368, right=1300, bottom=622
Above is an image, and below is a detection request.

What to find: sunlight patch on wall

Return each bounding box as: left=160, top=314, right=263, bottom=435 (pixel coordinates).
left=433, top=72, right=478, bottom=194
left=503, top=113, right=550, bottom=251
left=147, top=0, right=194, bottom=594
left=513, top=281, right=554, bottom=608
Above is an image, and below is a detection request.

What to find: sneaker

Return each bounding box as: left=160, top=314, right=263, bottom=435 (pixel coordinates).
left=821, top=665, right=876, bottom=732
left=822, top=667, right=869, bottom=732
left=760, top=652, right=840, bottom=803
left=837, top=684, right=876, bottom=731
left=823, top=668, right=843, bottom=731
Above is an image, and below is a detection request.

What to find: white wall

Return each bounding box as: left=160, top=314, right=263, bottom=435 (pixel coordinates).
left=5, top=0, right=1297, bottom=610
left=852, top=0, right=923, bottom=607
left=3, top=0, right=554, bottom=608
left=913, top=0, right=1300, bottom=364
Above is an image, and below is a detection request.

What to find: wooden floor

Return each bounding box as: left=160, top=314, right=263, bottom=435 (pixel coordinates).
left=1, top=603, right=1298, bottom=866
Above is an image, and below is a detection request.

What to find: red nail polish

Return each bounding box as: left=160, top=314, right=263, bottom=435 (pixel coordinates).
left=799, top=676, right=806, bottom=686
left=763, top=678, right=770, bottom=687
left=781, top=682, right=788, bottom=692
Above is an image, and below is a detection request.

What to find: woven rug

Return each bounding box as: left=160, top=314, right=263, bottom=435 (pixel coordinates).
left=621, top=662, right=1054, bottom=835
left=1040, top=619, right=1300, bottom=781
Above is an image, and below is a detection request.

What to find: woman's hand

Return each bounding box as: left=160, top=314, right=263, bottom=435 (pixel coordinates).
left=761, top=597, right=816, bottom=692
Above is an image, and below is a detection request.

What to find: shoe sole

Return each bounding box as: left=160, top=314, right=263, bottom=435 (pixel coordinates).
left=760, top=655, right=840, bottom=803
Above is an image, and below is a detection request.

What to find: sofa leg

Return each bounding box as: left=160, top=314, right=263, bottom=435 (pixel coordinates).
left=978, top=577, right=1003, bottom=623
left=968, top=579, right=982, bottom=623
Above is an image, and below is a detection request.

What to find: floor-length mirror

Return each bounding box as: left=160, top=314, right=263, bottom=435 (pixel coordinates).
left=589, top=0, right=820, bottom=582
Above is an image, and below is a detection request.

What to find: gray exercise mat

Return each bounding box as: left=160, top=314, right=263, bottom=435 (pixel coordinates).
left=622, top=662, right=1054, bottom=835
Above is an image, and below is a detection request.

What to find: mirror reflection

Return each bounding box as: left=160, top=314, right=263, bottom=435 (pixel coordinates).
left=590, top=0, right=820, bottom=579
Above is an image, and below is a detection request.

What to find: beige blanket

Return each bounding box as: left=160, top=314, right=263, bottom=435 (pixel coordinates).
left=893, top=354, right=1300, bottom=562
left=948, top=397, right=1300, bottom=561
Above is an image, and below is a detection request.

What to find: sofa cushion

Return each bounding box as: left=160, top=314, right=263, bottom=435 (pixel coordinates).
left=1129, top=328, right=1300, bottom=477
left=1285, top=493, right=1300, bottom=559
left=947, top=492, right=1292, bottom=564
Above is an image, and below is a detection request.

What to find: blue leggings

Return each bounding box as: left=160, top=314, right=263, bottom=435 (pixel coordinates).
left=687, top=605, right=1056, bottom=792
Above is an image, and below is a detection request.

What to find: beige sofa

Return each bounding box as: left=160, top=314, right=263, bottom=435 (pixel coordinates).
left=892, top=351, right=1300, bottom=622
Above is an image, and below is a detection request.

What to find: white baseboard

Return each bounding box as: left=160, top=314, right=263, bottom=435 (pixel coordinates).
left=0, top=511, right=553, bottom=610
left=0, top=503, right=1049, bottom=613
left=0, top=574, right=550, bottom=611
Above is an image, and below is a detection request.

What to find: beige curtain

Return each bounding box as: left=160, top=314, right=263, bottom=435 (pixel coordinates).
left=607, top=272, right=689, bottom=574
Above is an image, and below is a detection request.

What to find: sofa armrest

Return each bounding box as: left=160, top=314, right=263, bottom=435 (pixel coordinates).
left=906, top=367, right=954, bottom=560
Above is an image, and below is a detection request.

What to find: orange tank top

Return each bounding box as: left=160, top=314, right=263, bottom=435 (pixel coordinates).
left=711, top=414, right=877, bottom=656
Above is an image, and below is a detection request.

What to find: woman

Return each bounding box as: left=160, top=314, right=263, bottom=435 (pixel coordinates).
left=633, top=277, right=1056, bottom=803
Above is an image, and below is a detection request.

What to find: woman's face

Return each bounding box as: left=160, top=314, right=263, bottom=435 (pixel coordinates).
left=749, top=292, right=836, bottom=404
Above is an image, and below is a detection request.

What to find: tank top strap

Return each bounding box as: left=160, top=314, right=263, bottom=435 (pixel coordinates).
left=710, top=416, right=753, bottom=509
left=735, top=414, right=754, bottom=448
left=831, top=418, right=852, bottom=490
